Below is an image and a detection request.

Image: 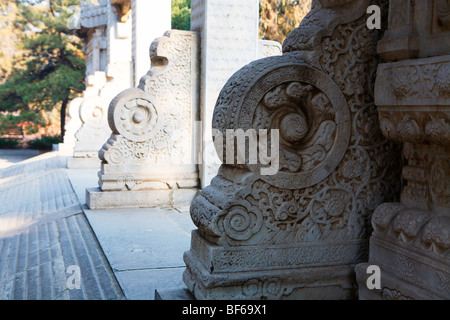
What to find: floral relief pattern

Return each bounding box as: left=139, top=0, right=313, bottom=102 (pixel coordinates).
left=191, top=2, right=400, bottom=248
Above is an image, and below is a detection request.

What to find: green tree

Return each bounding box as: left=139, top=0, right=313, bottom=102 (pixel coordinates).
left=0, top=0, right=86, bottom=139
left=0, top=0, right=23, bottom=83
left=172, top=0, right=190, bottom=31
left=259, top=0, right=311, bottom=44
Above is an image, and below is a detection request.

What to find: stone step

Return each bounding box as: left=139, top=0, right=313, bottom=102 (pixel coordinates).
left=0, top=154, right=124, bottom=300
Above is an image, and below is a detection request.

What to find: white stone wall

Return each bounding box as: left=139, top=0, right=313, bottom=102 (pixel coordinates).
left=191, top=0, right=278, bottom=188
left=131, top=0, right=171, bottom=86
left=106, top=1, right=132, bottom=66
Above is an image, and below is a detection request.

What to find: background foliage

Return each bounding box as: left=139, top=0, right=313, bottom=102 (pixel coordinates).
left=0, top=0, right=85, bottom=141
left=172, top=0, right=191, bottom=31
left=259, top=0, right=311, bottom=43
left=0, top=0, right=312, bottom=149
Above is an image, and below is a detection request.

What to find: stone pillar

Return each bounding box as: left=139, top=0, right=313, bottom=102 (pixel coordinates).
left=85, top=0, right=281, bottom=208
left=58, top=97, right=83, bottom=156
left=61, top=1, right=108, bottom=155
left=86, top=30, right=201, bottom=209
left=191, top=0, right=282, bottom=188
left=131, top=0, right=171, bottom=86
left=183, top=0, right=402, bottom=299
left=356, top=0, right=450, bottom=300
left=70, top=71, right=108, bottom=164
left=68, top=0, right=133, bottom=169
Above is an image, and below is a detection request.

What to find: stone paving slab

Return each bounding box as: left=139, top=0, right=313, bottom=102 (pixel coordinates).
left=83, top=207, right=193, bottom=272
left=0, top=152, right=196, bottom=300
left=115, top=267, right=186, bottom=300
left=81, top=204, right=195, bottom=300
left=0, top=153, right=124, bottom=300
left=67, top=167, right=196, bottom=300
left=0, top=150, right=41, bottom=170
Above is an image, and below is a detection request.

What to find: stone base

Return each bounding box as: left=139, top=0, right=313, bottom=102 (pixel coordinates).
left=355, top=234, right=450, bottom=300
left=67, top=157, right=101, bottom=169
left=57, top=143, right=75, bottom=156
left=183, top=231, right=362, bottom=300
left=86, top=187, right=199, bottom=210
left=355, top=263, right=445, bottom=300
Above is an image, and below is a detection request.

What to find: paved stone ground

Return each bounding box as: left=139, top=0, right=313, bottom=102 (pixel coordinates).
left=66, top=168, right=195, bottom=300
left=0, top=151, right=195, bottom=300
left=0, top=150, right=40, bottom=170
left=0, top=153, right=124, bottom=300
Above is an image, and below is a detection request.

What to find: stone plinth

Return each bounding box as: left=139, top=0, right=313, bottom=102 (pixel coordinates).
left=86, top=30, right=201, bottom=210
left=183, top=0, right=402, bottom=300
left=356, top=0, right=450, bottom=301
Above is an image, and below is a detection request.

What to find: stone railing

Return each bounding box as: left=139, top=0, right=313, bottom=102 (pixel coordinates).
left=182, top=0, right=403, bottom=299
left=86, top=30, right=201, bottom=209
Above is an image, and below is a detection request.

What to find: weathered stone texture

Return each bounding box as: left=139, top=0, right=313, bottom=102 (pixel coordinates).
left=87, top=30, right=201, bottom=209
left=184, top=0, right=402, bottom=299
left=191, top=0, right=282, bottom=188
left=356, top=0, right=450, bottom=300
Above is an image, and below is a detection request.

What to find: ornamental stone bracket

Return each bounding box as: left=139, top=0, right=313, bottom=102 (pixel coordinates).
left=67, top=60, right=132, bottom=169
left=67, top=0, right=134, bottom=170
left=80, top=0, right=108, bottom=29
left=86, top=30, right=201, bottom=210
left=356, top=0, right=450, bottom=300
left=58, top=97, right=83, bottom=156
left=183, top=0, right=403, bottom=299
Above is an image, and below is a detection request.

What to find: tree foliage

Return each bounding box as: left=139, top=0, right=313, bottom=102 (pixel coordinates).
left=172, top=0, right=190, bottom=31
left=0, top=0, right=23, bottom=83
left=0, top=0, right=311, bottom=139
left=0, top=0, right=86, bottom=137
left=259, top=0, right=311, bottom=44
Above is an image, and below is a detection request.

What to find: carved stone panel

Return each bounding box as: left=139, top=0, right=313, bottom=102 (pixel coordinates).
left=184, top=0, right=401, bottom=300
left=86, top=30, right=201, bottom=210
left=356, top=1, right=450, bottom=301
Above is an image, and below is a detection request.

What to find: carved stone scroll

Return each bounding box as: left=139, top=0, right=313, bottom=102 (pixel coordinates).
left=183, top=0, right=401, bottom=299
left=86, top=30, right=201, bottom=210
left=191, top=0, right=283, bottom=188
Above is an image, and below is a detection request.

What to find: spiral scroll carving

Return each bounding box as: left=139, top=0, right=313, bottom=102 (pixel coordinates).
left=79, top=96, right=106, bottom=129
left=108, top=88, right=158, bottom=142
left=216, top=202, right=263, bottom=241
left=212, top=55, right=351, bottom=190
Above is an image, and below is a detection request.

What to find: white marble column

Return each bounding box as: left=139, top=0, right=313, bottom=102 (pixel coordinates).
left=191, top=0, right=281, bottom=188
left=131, top=0, right=171, bottom=86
